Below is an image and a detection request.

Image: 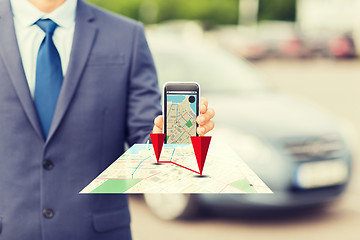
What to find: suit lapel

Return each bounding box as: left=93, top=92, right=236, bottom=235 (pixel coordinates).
left=46, top=1, right=98, bottom=143
left=0, top=0, right=44, bottom=140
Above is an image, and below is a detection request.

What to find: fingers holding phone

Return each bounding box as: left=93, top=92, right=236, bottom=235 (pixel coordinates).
left=197, top=104, right=215, bottom=136
left=153, top=103, right=215, bottom=136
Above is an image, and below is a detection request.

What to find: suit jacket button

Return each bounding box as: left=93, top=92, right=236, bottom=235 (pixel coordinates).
left=43, top=208, right=54, bottom=219
left=43, top=160, right=54, bottom=170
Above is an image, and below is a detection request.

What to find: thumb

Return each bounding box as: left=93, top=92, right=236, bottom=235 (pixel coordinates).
left=152, top=115, right=163, bottom=133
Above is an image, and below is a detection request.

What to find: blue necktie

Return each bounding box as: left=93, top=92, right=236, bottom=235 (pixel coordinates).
left=34, top=19, right=63, bottom=138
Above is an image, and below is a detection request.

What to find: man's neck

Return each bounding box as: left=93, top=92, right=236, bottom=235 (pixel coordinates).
left=27, top=0, right=66, bottom=13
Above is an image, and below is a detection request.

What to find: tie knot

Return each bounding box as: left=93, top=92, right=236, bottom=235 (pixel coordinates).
left=36, top=19, right=58, bottom=35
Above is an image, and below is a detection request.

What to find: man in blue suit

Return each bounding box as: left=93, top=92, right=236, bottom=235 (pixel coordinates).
left=0, top=0, right=215, bottom=239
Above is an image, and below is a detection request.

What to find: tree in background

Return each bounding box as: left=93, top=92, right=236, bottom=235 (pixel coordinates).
left=258, top=0, right=296, bottom=22
left=87, top=0, right=238, bottom=24
left=87, top=0, right=295, bottom=25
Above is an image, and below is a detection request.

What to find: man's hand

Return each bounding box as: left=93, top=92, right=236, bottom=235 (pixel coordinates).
left=152, top=97, right=215, bottom=136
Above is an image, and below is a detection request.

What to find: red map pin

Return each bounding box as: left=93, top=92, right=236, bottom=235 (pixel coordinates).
left=191, top=136, right=212, bottom=175
left=150, top=133, right=166, bottom=163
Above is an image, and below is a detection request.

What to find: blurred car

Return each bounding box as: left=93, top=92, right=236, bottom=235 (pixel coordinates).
left=208, top=26, right=267, bottom=61
left=257, top=21, right=310, bottom=58
left=328, top=33, right=357, bottom=58
left=297, top=0, right=360, bottom=58
left=143, top=32, right=353, bottom=220
left=303, top=31, right=357, bottom=59
left=208, top=21, right=311, bottom=60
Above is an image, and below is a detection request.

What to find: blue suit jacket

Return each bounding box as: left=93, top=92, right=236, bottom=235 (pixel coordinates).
left=0, top=0, right=161, bottom=239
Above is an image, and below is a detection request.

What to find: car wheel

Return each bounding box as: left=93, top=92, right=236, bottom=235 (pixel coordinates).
left=144, top=194, right=198, bottom=220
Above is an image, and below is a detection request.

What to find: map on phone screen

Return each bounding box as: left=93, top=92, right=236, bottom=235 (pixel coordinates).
left=166, top=94, right=197, bottom=144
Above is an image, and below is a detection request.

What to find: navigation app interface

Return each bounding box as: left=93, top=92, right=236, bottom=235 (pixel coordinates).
left=166, top=92, right=197, bottom=144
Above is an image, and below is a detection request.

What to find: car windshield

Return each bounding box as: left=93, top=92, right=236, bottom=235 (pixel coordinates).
left=150, top=39, right=271, bottom=94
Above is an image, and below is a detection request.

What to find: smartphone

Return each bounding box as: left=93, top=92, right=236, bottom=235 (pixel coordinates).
left=163, top=82, right=200, bottom=144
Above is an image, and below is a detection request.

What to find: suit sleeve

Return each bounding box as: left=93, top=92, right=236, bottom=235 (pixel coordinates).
left=125, top=23, right=162, bottom=146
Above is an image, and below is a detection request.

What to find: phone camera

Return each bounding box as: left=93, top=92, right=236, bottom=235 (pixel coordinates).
left=189, top=96, right=195, bottom=103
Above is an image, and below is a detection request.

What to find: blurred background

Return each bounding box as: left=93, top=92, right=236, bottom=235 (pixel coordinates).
left=88, top=0, right=360, bottom=239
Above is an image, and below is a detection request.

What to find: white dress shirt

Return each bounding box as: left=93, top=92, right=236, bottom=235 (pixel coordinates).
left=10, top=0, right=77, bottom=98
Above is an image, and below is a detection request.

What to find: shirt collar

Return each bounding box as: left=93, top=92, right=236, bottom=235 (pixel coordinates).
left=10, top=0, right=77, bottom=29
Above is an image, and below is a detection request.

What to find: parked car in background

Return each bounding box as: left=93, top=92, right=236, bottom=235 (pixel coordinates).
left=328, top=33, right=357, bottom=58
left=297, top=0, right=360, bottom=57
left=143, top=30, right=354, bottom=220
left=208, top=21, right=310, bottom=60
left=208, top=26, right=267, bottom=61
left=256, top=21, right=310, bottom=59
left=303, top=31, right=357, bottom=59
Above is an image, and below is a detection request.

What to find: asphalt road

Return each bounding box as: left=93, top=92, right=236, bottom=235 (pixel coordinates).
left=128, top=59, right=360, bottom=240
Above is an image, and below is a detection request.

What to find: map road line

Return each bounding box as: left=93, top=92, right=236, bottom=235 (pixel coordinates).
left=132, top=155, right=154, bottom=176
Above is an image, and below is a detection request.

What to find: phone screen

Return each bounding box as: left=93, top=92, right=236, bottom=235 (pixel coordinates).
left=165, top=90, right=198, bottom=144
